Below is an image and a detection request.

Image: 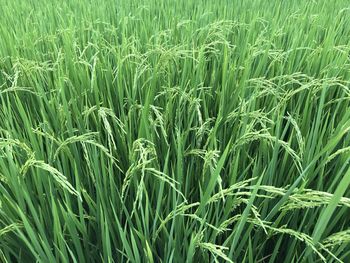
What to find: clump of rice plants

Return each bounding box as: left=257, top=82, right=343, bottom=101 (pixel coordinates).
left=1, top=0, right=350, bottom=262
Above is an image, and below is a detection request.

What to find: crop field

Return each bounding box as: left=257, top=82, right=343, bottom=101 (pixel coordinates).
left=0, top=0, right=350, bottom=262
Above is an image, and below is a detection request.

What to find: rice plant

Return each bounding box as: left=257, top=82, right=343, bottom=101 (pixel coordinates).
left=1, top=0, right=350, bottom=262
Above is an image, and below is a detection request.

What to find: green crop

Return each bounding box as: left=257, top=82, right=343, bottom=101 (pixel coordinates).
left=1, top=0, right=350, bottom=262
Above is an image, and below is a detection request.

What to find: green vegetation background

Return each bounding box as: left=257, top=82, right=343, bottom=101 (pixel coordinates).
left=0, top=0, right=350, bottom=262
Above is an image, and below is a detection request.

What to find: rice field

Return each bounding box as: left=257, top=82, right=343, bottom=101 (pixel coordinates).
left=1, top=0, right=350, bottom=262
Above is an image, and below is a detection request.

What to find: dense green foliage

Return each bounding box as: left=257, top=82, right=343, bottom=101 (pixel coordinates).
left=1, top=0, right=350, bottom=262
